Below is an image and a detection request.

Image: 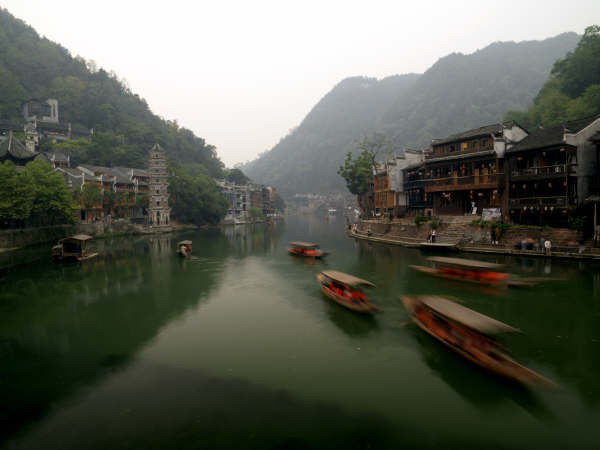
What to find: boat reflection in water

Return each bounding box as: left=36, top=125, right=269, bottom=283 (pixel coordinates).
left=409, top=329, right=554, bottom=421
left=401, top=295, right=556, bottom=389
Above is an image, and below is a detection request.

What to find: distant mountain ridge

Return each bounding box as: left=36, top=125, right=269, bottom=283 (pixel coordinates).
left=243, top=32, right=580, bottom=197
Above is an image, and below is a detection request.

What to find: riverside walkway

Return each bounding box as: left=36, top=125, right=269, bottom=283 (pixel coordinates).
left=348, top=228, right=600, bottom=261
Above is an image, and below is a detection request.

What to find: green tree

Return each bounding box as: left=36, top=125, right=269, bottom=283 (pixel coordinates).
left=0, top=161, right=34, bottom=224
left=135, top=193, right=148, bottom=210
left=168, top=160, right=228, bottom=225
left=81, top=184, right=102, bottom=210
left=21, top=159, right=75, bottom=225
left=337, top=150, right=376, bottom=214
left=225, top=168, right=250, bottom=185
left=249, top=207, right=263, bottom=219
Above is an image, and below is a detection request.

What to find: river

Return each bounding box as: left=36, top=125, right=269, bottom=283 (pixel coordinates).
left=1, top=215, right=600, bottom=449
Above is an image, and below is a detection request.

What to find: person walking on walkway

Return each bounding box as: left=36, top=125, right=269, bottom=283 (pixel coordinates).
left=544, top=238, right=552, bottom=256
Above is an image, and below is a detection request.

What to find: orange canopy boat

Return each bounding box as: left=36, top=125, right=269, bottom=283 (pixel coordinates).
left=315, top=270, right=380, bottom=313
left=401, top=295, right=556, bottom=388
left=288, top=241, right=328, bottom=258
left=410, top=256, right=533, bottom=287
left=177, top=240, right=193, bottom=257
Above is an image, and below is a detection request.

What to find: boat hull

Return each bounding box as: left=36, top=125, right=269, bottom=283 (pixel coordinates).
left=288, top=249, right=328, bottom=258
left=401, top=296, right=556, bottom=388
left=315, top=274, right=379, bottom=313
left=409, top=265, right=533, bottom=288
left=53, top=252, right=99, bottom=262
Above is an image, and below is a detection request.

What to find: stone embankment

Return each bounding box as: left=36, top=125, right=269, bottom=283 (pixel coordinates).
left=0, top=219, right=181, bottom=252
left=351, top=217, right=600, bottom=260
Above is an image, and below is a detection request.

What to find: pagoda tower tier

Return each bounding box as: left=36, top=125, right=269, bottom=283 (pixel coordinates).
left=148, top=143, right=171, bottom=228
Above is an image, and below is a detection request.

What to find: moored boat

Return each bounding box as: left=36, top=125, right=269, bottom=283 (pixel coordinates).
left=177, top=240, right=193, bottom=257
left=52, top=234, right=98, bottom=262
left=401, top=295, right=556, bottom=388
left=288, top=241, right=328, bottom=258
left=409, top=256, right=533, bottom=287
left=316, top=270, right=380, bottom=313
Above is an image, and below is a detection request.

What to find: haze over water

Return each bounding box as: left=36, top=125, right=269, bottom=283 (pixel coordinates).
left=1, top=216, right=600, bottom=449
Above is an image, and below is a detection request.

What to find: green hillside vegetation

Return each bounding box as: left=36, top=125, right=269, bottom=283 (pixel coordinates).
left=0, top=8, right=226, bottom=225
left=243, top=33, right=580, bottom=196
left=0, top=159, right=74, bottom=227
left=506, top=26, right=600, bottom=128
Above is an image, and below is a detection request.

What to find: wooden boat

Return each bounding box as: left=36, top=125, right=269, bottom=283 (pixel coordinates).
left=401, top=295, right=556, bottom=388
left=52, top=234, right=98, bottom=262
left=315, top=270, right=380, bottom=313
left=419, top=242, right=457, bottom=251
left=177, top=240, right=192, bottom=257
left=409, top=256, right=533, bottom=287
left=288, top=241, right=328, bottom=258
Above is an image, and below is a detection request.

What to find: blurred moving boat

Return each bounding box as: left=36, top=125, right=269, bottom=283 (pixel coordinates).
left=316, top=270, right=380, bottom=313
left=52, top=234, right=98, bottom=262
left=410, top=256, right=533, bottom=287
left=418, top=242, right=457, bottom=251
left=288, top=241, right=328, bottom=258
left=177, top=240, right=193, bottom=257
left=401, top=295, right=556, bottom=388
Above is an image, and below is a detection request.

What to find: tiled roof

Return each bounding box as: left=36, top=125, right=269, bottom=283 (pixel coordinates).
left=432, top=121, right=516, bottom=146
left=51, top=152, right=69, bottom=162
left=0, top=133, right=37, bottom=160
left=508, top=114, right=600, bottom=153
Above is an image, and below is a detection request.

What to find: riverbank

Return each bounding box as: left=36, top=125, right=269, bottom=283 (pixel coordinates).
left=350, top=218, right=600, bottom=261
left=0, top=221, right=199, bottom=253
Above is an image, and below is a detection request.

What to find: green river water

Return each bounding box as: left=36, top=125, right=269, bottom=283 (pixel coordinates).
left=1, top=215, right=600, bottom=449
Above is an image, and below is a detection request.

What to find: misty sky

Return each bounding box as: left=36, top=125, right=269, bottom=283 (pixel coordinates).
left=2, top=0, right=599, bottom=166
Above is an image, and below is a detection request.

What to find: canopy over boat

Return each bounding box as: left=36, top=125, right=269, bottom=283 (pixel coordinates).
left=320, top=270, right=376, bottom=288
left=59, top=234, right=93, bottom=243
left=418, top=295, right=520, bottom=335
left=428, top=256, right=504, bottom=270
left=289, top=241, right=320, bottom=248
left=177, top=240, right=192, bottom=246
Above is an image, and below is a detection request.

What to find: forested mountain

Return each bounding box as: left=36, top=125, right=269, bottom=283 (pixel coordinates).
left=243, top=32, right=580, bottom=197
left=506, top=26, right=600, bottom=128
left=0, top=8, right=223, bottom=175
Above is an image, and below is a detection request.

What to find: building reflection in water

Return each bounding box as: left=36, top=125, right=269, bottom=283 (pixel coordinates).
left=0, top=233, right=226, bottom=443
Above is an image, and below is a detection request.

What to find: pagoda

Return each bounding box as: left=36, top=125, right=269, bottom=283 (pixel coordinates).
left=147, top=144, right=171, bottom=230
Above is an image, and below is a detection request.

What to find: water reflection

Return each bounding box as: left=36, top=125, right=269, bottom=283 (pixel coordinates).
left=0, top=234, right=226, bottom=443
left=324, top=301, right=380, bottom=338
left=4, top=361, right=424, bottom=450
left=2, top=217, right=600, bottom=449
left=409, top=328, right=553, bottom=421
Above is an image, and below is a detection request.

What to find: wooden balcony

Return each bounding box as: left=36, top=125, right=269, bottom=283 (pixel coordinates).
left=424, top=173, right=503, bottom=193
left=427, top=147, right=494, bottom=160
left=509, top=196, right=576, bottom=208
left=511, top=164, right=576, bottom=179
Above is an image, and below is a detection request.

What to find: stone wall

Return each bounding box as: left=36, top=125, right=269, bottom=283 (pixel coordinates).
left=0, top=225, right=76, bottom=250
left=0, top=219, right=147, bottom=251
left=355, top=218, right=581, bottom=248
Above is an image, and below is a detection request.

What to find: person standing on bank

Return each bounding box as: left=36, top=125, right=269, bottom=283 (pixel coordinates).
left=431, top=229, right=436, bottom=243
left=544, top=238, right=552, bottom=256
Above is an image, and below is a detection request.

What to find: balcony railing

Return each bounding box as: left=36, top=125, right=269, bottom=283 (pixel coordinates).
left=427, top=146, right=495, bottom=160
left=509, top=196, right=576, bottom=207
left=511, top=164, right=576, bottom=178
left=424, top=173, right=502, bottom=191
left=408, top=201, right=433, bottom=209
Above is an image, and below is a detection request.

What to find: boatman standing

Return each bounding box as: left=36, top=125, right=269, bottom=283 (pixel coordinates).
left=544, top=238, right=552, bottom=256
